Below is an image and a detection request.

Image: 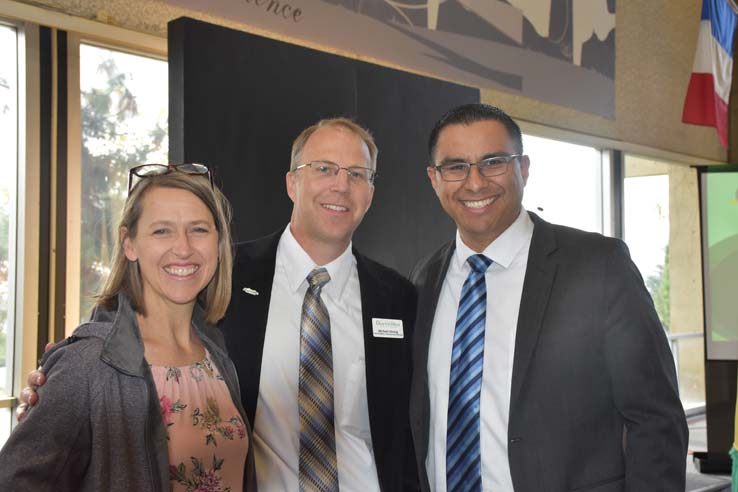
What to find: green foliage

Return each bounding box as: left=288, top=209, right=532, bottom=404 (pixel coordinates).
left=79, top=56, right=166, bottom=319
left=646, top=246, right=670, bottom=331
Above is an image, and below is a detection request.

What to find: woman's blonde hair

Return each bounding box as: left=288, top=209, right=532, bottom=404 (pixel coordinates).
left=96, top=171, right=233, bottom=323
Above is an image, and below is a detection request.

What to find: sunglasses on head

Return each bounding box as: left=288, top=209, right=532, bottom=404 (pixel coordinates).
left=127, top=163, right=213, bottom=194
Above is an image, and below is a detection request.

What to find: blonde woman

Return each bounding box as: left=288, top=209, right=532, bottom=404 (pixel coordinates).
left=0, top=164, right=256, bottom=492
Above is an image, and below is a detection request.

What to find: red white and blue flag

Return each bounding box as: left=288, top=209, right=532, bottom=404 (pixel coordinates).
left=682, top=0, right=738, bottom=147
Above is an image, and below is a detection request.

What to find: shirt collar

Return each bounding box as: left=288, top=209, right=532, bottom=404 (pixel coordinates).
left=454, top=208, right=533, bottom=271
left=278, top=224, right=355, bottom=300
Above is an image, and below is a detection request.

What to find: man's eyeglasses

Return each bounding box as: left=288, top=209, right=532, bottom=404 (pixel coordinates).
left=433, top=154, right=523, bottom=182
left=293, top=161, right=377, bottom=185
left=128, top=163, right=213, bottom=194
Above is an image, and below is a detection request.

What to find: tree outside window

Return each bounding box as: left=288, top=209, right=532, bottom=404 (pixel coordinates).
left=79, top=45, right=167, bottom=320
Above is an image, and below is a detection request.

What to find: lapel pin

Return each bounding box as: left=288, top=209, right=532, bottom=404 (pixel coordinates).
left=242, top=287, right=259, bottom=296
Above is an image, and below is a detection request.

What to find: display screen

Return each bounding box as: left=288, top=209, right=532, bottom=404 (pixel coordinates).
left=701, top=168, right=738, bottom=360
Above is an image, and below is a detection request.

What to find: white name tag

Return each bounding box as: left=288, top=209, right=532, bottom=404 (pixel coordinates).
left=372, top=318, right=404, bottom=339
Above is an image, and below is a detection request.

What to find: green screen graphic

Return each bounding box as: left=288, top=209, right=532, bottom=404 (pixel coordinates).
left=703, top=171, right=738, bottom=360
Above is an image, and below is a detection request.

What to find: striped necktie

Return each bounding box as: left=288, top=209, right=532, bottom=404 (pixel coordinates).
left=447, top=254, right=493, bottom=492
left=298, top=267, right=339, bottom=492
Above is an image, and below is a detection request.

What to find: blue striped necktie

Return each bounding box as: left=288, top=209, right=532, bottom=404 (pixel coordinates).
left=298, top=268, right=339, bottom=492
left=447, top=254, right=493, bottom=492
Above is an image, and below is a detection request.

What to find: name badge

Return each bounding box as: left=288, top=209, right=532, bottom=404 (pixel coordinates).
left=372, top=318, right=404, bottom=339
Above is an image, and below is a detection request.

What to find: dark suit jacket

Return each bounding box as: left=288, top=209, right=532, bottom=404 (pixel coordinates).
left=409, top=213, right=688, bottom=492
left=219, top=230, right=419, bottom=492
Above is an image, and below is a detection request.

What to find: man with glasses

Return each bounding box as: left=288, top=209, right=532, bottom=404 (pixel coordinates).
left=409, top=104, right=687, bottom=491
left=19, top=117, right=417, bottom=492
left=219, top=117, right=417, bottom=492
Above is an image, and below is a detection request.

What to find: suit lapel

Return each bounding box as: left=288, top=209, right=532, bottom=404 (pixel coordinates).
left=411, top=241, right=454, bottom=465
left=414, top=241, right=454, bottom=385
left=230, top=230, right=282, bottom=424
left=509, top=214, right=558, bottom=411
left=354, top=252, right=387, bottom=468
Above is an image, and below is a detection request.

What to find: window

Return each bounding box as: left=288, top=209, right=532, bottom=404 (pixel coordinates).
left=623, top=154, right=704, bottom=410
left=76, top=44, right=167, bottom=323
left=0, top=23, right=19, bottom=443
left=522, top=134, right=607, bottom=234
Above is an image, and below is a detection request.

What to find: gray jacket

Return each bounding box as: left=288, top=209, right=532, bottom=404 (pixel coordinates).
left=0, top=293, right=257, bottom=492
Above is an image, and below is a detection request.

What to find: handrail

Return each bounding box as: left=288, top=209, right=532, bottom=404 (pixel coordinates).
left=664, top=331, right=704, bottom=392
left=667, top=332, right=703, bottom=341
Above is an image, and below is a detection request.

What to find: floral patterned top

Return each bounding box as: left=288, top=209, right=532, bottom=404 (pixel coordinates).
left=151, top=350, right=248, bottom=492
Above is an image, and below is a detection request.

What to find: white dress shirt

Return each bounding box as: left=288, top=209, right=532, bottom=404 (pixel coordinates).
left=427, top=209, right=533, bottom=492
left=253, top=226, right=380, bottom=492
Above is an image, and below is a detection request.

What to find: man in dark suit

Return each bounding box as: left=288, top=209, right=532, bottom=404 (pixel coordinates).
left=218, top=117, right=417, bottom=492
left=410, top=103, right=687, bottom=492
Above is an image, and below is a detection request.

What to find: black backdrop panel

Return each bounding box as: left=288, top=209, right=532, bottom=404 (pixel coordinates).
left=353, top=63, right=473, bottom=271
left=169, top=17, right=358, bottom=241
left=169, top=17, right=479, bottom=275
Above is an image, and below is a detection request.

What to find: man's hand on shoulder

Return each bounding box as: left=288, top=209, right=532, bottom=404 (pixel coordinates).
left=15, top=342, right=54, bottom=422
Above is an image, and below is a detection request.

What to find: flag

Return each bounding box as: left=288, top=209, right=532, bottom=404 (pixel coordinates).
left=682, top=0, right=738, bottom=147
